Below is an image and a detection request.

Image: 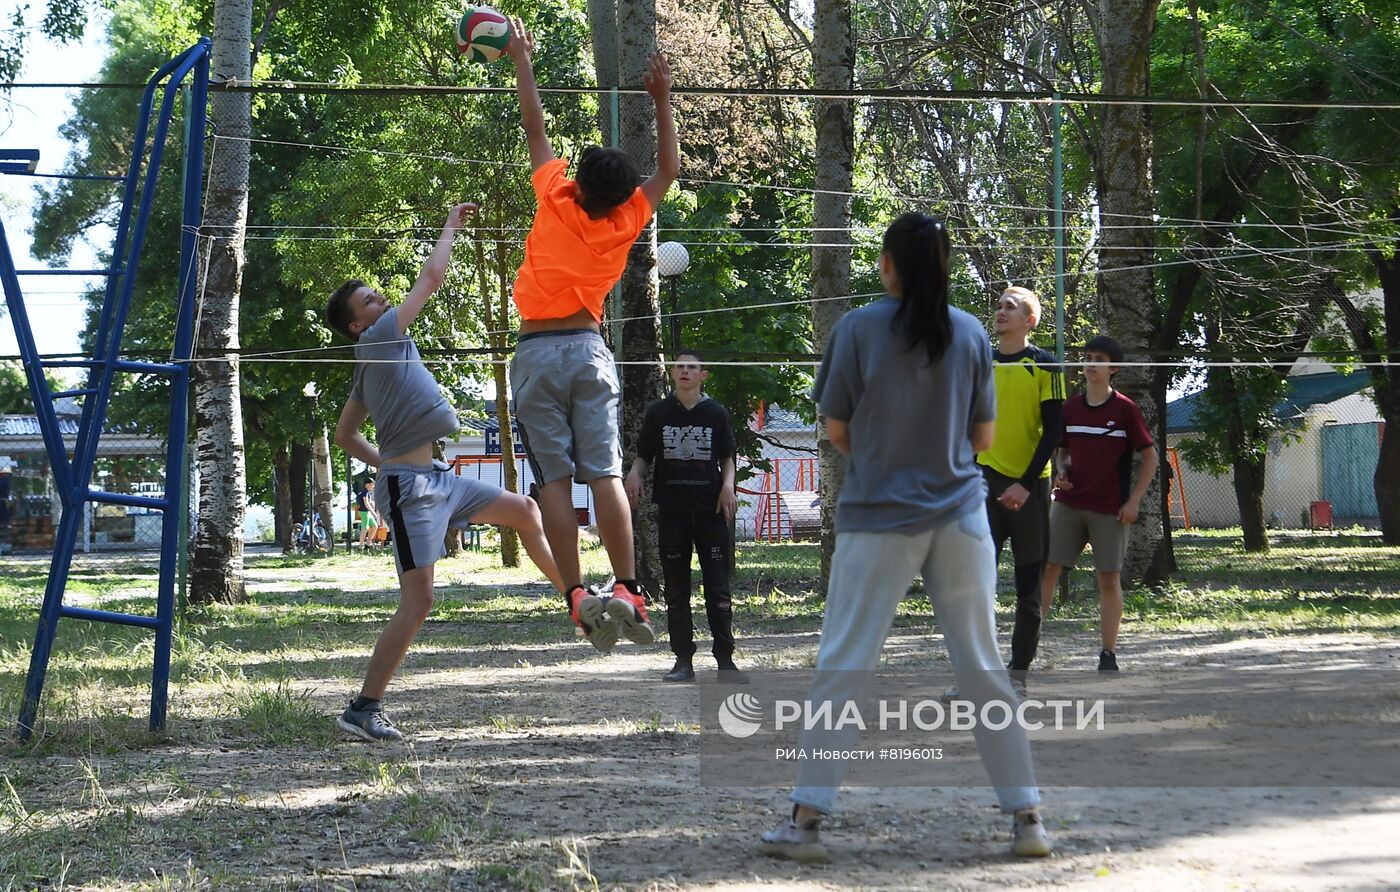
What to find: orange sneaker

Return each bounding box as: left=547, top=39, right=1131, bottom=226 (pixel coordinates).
left=567, top=585, right=617, bottom=653
left=605, top=583, right=655, bottom=645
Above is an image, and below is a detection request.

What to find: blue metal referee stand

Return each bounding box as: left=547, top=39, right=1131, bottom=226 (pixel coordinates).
left=0, top=39, right=211, bottom=740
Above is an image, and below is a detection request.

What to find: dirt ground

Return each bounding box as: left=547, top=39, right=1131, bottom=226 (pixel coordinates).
left=311, top=629, right=1400, bottom=891
left=7, top=551, right=1400, bottom=891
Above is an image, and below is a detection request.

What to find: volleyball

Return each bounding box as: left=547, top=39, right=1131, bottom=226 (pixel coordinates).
left=455, top=5, right=511, bottom=63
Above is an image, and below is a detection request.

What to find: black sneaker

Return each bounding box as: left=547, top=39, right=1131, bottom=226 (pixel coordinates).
left=1098, top=649, right=1119, bottom=671
left=337, top=700, right=405, bottom=741
left=662, top=660, right=695, bottom=683
left=717, top=663, right=751, bottom=685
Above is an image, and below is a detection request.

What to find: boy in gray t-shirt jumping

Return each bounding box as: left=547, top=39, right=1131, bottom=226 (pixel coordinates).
left=324, top=202, right=564, bottom=742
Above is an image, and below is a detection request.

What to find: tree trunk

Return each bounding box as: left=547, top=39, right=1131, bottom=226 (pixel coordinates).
left=616, top=0, right=665, bottom=595
left=1371, top=247, right=1400, bottom=544
left=1224, top=378, right=1270, bottom=552
left=274, top=446, right=292, bottom=553
left=587, top=0, right=619, bottom=143
left=1093, top=0, right=1163, bottom=586
left=1152, top=392, right=1176, bottom=573
left=313, top=421, right=334, bottom=554
left=812, top=0, right=854, bottom=598
left=189, top=0, right=253, bottom=603
left=289, top=443, right=308, bottom=526
left=1377, top=389, right=1400, bottom=544
left=488, top=225, right=520, bottom=567
left=1232, top=453, right=1268, bottom=552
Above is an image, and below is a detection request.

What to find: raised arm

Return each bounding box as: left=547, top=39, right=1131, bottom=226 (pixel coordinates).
left=639, top=52, right=678, bottom=211
left=396, top=202, right=478, bottom=336
left=507, top=18, right=556, bottom=171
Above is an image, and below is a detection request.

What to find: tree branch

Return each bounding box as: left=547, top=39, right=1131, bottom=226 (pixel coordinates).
left=250, top=0, right=289, bottom=73
left=1331, top=290, right=1388, bottom=391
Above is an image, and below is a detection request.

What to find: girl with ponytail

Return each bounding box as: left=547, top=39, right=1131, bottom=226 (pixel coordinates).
left=759, top=213, right=1052, bottom=862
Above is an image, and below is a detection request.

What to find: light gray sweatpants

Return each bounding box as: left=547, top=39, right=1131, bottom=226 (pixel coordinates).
left=791, top=508, right=1041, bottom=815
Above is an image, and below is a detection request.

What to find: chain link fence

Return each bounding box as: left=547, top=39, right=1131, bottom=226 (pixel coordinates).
left=0, top=451, right=196, bottom=557
left=6, top=393, right=1394, bottom=600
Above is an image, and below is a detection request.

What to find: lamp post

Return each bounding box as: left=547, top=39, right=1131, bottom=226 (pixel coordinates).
left=303, top=381, right=318, bottom=552
left=344, top=452, right=353, bottom=552
left=656, top=241, right=690, bottom=358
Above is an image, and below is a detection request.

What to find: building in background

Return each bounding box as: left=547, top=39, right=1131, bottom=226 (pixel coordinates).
left=0, top=398, right=168, bottom=552
left=1164, top=364, right=1381, bottom=529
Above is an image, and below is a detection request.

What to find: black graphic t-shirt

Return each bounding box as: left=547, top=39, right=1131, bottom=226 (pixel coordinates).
left=637, top=394, right=737, bottom=514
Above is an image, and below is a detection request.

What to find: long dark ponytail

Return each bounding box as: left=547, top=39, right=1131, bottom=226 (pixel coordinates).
left=883, top=212, right=953, bottom=363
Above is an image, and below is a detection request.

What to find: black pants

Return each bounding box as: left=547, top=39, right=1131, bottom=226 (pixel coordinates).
left=659, top=509, right=734, bottom=663
left=983, top=466, right=1050, bottom=671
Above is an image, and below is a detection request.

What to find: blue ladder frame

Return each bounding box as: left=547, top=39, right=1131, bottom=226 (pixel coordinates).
left=1, top=38, right=211, bottom=740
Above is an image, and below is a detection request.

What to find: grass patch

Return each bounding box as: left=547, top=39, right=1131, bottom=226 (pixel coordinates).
left=225, top=679, right=335, bottom=747
left=0, top=533, right=1395, bottom=887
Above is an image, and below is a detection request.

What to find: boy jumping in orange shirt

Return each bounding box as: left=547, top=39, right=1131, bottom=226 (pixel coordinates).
left=505, top=20, right=679, bottom=651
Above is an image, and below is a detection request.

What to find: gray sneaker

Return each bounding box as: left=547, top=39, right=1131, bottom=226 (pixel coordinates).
left=1008, top=671, right=1029, bottom=702
left=569, top=586, right=618, bottom=653
left=337, top=701, right=405, bottom=742
left=759, top=815, right=830, bottom=863
left=1012, top=808, right=1052, bottom=857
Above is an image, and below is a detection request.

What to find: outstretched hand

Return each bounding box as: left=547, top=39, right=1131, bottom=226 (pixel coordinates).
left=446, top=202, right=480, bottom=229
left=643, top=52, right=672, bottom=101
left=505, top=17, right=534, bottom=63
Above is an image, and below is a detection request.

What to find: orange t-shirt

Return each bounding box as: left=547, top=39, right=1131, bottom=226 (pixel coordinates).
left=513, top=158, right=654, bottom=321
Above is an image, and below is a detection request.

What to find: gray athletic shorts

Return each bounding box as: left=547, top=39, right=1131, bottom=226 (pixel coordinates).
left=1046, top=501, right=1129, bottom=573
left=509, top=329, right=622, bottom=484
left=375, top=460, right=501, bottom=574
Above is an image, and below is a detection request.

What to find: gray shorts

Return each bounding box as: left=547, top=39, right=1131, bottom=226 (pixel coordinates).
left=509, top=330, right=622, bottom=484
left=1046, top=501, right=1129, bottom=573
left=375, top=460, right=502, bottom=574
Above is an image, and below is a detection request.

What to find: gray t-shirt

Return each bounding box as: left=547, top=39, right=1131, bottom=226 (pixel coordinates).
left=349, top=307, right=460, bottom=461
left=812, top=297, right=995, bottom=533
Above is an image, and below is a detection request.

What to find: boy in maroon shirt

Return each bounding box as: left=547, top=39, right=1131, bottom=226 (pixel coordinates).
left=1040, top=335, right=1158, bottom=670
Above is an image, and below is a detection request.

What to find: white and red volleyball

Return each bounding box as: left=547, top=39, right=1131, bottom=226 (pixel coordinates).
left=455, top=6, right=512, bottom=63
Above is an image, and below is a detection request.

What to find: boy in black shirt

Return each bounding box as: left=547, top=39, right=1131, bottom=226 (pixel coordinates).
left=626, top=351, right=747, bottom=683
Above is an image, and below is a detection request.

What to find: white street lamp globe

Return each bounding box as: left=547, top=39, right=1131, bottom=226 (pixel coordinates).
left=303, top=381, right=318, bottom=399
left=657, top=241, right=690, bottom=278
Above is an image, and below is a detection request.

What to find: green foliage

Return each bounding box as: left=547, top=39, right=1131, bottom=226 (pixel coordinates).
left=1150, top=0, right=1400, bottom=492
left=0, top=361, right=65, bottom=415
left=29, top=0, right=1399, bottom=525
left=1176, top=367, right=1295, bottom=475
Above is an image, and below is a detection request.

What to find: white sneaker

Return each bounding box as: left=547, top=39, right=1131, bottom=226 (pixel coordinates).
left=759, top=814, right=830, bottom=863
left=1008, top=671, right=1028, bottom=703
left=1012, top=809, right=1052, bottom=857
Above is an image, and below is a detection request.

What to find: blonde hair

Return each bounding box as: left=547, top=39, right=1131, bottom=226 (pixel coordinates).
left=1001, top=286, right=1042, bottom=327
